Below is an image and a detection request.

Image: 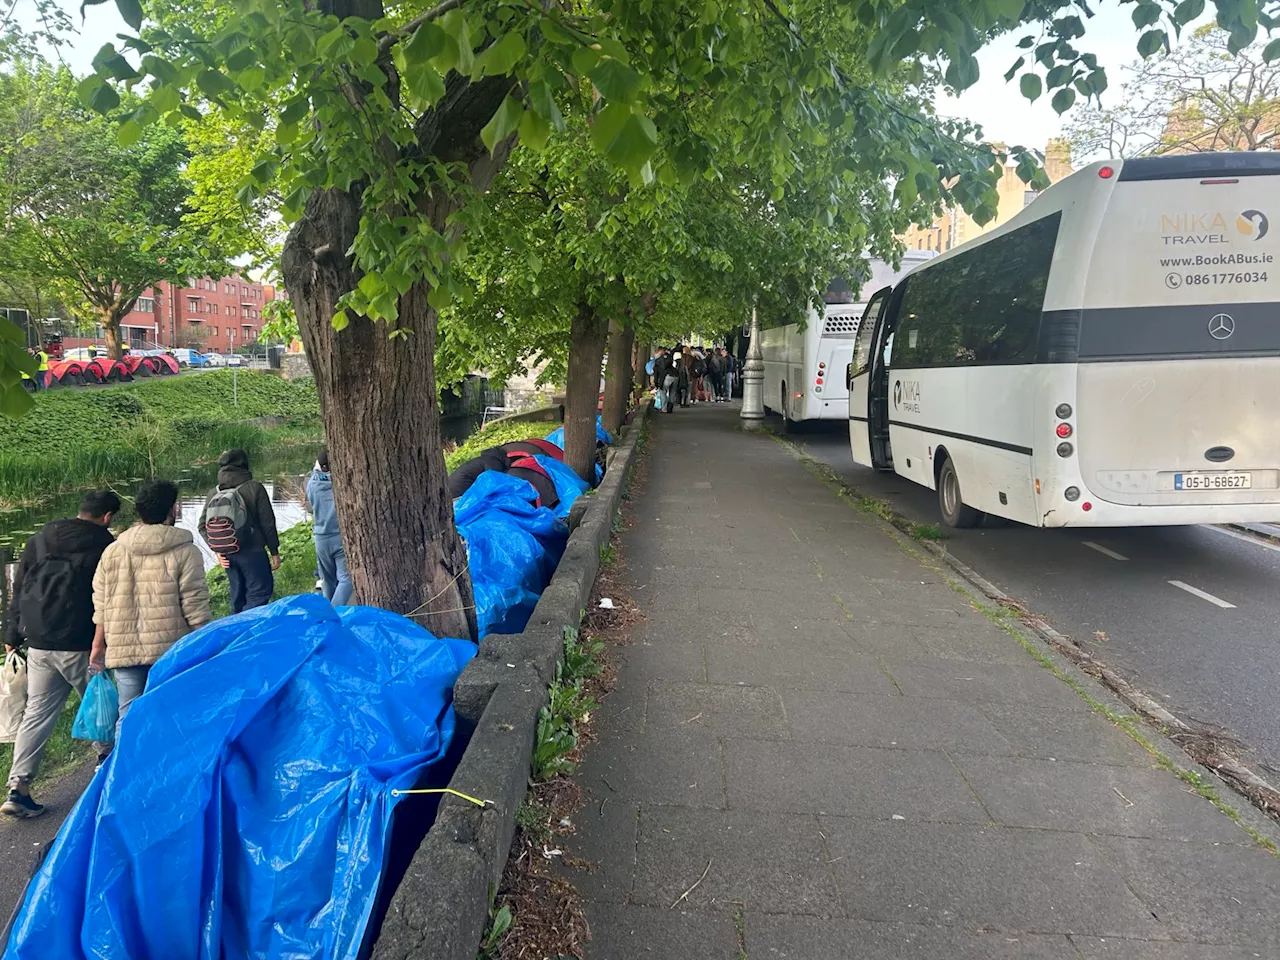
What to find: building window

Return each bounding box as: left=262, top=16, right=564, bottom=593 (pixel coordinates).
left=212, top=326, right=219, bottom=336
left=187, top=298, right=198, bottom=314
left=135, top=297, right=155, bottom=313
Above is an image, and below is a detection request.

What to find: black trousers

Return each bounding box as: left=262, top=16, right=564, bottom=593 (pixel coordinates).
left=228, top=549, right=274, bottom=614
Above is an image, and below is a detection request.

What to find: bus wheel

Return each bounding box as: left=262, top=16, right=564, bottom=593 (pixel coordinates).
left=938, top=458, right=982, bottom=528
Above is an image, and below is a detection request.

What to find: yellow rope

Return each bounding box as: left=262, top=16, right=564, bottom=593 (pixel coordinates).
left=390, top=787, right=491, bottom=807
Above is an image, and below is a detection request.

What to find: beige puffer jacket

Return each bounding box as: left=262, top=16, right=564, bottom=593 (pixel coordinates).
left=92, top=524, right=213, bottom=669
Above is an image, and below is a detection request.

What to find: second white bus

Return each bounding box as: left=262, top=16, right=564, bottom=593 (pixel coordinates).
left=848, top=152, right=1280, bottom=528
left=761, top=252, right=935, bottom=427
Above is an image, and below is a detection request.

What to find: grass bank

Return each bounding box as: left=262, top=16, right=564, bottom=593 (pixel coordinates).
left=0, top=372, right=321, bottom=506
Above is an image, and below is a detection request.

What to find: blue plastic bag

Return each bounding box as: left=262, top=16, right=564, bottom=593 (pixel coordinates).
left=455, top=471, right=568, bottom=639
left=654, top=389, right=664, bottom=411
left=7, top=595, right=474, bottom=960
left=71, top=672, right=117, bottom=742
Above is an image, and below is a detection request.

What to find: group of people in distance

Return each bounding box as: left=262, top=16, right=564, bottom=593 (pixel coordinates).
left=650, top=345, right=736, bottom=413
left=0, top=446, right=349, bottom=819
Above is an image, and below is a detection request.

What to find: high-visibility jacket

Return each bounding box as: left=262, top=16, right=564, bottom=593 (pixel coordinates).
left=35, top=350, right=48, bottom=371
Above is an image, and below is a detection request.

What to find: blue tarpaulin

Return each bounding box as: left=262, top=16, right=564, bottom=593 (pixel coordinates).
left=544, top=415, right=614, bottom=449
left=533, top=454, right=590, bottom=519
left=455, top=470, right=568, bottom=640
left=6, top=596, right=474, bottom=960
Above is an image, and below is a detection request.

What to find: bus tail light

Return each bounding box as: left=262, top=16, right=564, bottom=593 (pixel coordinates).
left=1055, top=403, right=1072, bottom=419
left=1057, top=441, right=1074, bottom=458
left=1098, top=166, right=1114, bottom=179
left=1064, top=486, right=1080, bottom=501
left=1056, top=423, right=1072, bottom=439
left=1082, top=501, right=1093, bottom=512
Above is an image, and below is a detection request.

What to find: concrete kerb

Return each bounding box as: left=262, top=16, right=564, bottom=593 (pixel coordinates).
left=768, top=433, right=1280, bottom=850
left=370, top=402, right=651, bottom=960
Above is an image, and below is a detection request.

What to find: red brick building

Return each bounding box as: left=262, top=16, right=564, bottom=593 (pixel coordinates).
left=55, top=274, right=274, bottom=354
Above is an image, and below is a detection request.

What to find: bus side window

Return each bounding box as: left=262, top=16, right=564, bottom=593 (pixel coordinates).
left=853, top=295, right=884, bottom=376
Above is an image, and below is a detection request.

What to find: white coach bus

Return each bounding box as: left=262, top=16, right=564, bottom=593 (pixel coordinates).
left=761, top=251, right=935, bottom=427
left=848, top=152, right=1280, bottom=528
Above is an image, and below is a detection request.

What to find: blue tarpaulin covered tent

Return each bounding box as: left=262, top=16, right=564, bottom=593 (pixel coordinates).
left=533, top=454, right=590, bottom=519
left=6, top=596, right=474, bottom=960
left=455, top=470, right=569, bottom=639
left=544, top=415, right=614, bottom=449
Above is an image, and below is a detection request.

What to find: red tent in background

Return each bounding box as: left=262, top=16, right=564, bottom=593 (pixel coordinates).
left=46, top=360, right=87, bottom=387
left=86, top=358, right=132, bottom=384
left=123, top=355, right=155, bottom=378
left=148, top=354, right=179, bottom=375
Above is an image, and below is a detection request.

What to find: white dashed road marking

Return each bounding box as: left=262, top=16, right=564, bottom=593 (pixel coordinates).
left=1082, top=541, right=1128, bottom=561
left=1167, top=580, right=1236, bottom=609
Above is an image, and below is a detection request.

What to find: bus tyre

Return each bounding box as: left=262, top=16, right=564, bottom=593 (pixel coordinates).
left=938, top=458, right=982, bottom=529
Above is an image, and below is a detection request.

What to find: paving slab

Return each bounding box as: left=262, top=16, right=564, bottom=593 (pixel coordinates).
left=748, top=915, right=1078, bottom=959
left=954, top=755, right=1246, bottom=842
left=644, top=680, right=790, bottom=740
left=781, top=690, right=1013, bottom=755
left=576, top=725, right=726, bottom=809
left=1071, top=938, right=1270, bottom=959
left=723, top=738, right=990, bottom=822
left=631, top=805, right=842, bottom=915
left=703, top=641, right=892, bottom=694
left=1089, top=835, right=1280, bottom=946
left=975, top=701, right=1157, bottom=767
left=582, top=903, right=741, bottom=959
left=881, top=659, right=1084, bottom=709
left=820, top=819, right=1162, bottom=937
left=561, top=797, right=639, bottom=903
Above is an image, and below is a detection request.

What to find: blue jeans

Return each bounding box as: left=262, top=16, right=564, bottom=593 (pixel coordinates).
left=112, top=665, right=150, bottom=743
left=315, top=534, right=353, bottom=605
left=228, top=548, right=274, bottom=614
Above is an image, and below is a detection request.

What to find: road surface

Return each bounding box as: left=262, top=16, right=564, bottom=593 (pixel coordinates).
left=796, top=421, right=1280, bottom=779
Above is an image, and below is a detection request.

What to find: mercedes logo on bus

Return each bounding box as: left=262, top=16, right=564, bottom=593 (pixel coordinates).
left=893, top=380, right=902, bottom=408
left=1208, top=313, right=1236, bottom=340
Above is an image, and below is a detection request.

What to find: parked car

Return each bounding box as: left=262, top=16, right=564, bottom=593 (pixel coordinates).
left=171, top=348, right=212, bottom=368
left=202, top=352, right=229, bottom=367
left=225, top=354, right=245, bottom=367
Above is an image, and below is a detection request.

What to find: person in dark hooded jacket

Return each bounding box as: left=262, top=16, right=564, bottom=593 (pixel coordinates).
left=3, top=490, right=119, bottom=818
left=197, top=448, right=280, bottom=614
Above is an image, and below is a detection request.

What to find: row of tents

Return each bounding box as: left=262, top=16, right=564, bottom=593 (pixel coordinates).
left=37, top=354, right=180, bottom=388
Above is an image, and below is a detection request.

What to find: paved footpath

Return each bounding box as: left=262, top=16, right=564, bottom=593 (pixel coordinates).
left=563, top=402, right=1280, bottom=959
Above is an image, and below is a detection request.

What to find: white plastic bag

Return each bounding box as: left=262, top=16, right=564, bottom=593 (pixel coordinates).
left=0, top=650, right=27, bottom=743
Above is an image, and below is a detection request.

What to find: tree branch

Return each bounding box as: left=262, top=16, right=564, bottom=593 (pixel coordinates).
left=376, top=0, right=466, bottom=55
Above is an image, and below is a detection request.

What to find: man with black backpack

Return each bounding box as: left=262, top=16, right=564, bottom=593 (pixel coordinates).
left=2, top=490, right=120, bottom=818
left=197, top=448, right=281, bottom=614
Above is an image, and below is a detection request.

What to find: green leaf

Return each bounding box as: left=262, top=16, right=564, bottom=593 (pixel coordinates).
left=358, top=273, right=384, bottom=300
left=1131, top=2, right=1162, bottom=29
left=92, top=43, right=138, bottom=81
left=1265, top=38, right=1280, bottom=63
left=472, top=29, right=526, bottom=79
left=1137, top=29, right=1166, bottom=57
left=480, top=95, right=524, bottom=154
left=331, top=309, right=349, bottom=332
left=1046, top=64, right=1073, bottom=88
left=571, top=45, right=599, bottom=76
left=538, top=16, right=573, bottom=44
left=117, top=118, right=141, bottom=146
left=226, top=45, right=257, bottom=72
left=140, top=54, right=177, bottom=84
left=1003, top=56, right=1025, bottom=83
left=151, top=83, right=179, bottom=113
left=528, top=78, right=564, bottom=130
left=196, top=69, right=236, bottom=99
left=403, top=21, right=450, bottom=64
left=1019, top=72, right=1042, bottom=101
left=590, top=102, right=658, bottom=177
left=1016, top=35, right=1035, bottom=49
left=403, top=63, right=446, bottom=108
left=996, top=0, right=1024, bottom=18
left=427, top=284, right=453, bottom=312
left=1051, top=87, right=1076, bottom=114
left=945, top=55, right=979, bottom=90
left=588, top=57, right=642, bottom=102
left=275, top=121, right=299, bottom=145
left=317, top=25, right=355, bottom=59
left=1173, top=0, right=1205, bottom=25
left=518, top=107, right=551, bottom=152
left=0, top=382, right=34, bottom=420
left=77, top=75, right=120, bottom=113
left=114, top=0, right=142, bottom=31
left=439, top=9, right=474, bottom=74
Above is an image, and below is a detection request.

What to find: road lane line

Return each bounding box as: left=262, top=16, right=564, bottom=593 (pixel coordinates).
left=1167, top=580, right=1236, bottom=609
left=1082, top=541, right=1128, bottom=561
left=1204, top=524, right=1280, bottom=555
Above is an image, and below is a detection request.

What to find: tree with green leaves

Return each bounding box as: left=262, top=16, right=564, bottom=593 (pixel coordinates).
left=78, top=0, right=1271, bottom=638
left=0, top=59, right=243, bottom=361
left=1065, top=25, right=1280, bottom=159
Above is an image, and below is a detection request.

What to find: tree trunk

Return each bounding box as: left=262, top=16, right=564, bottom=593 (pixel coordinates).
left=103, top=310, right=124, bottom=361
left=563, top=300, right=608, bottom=483
left=282, top=187, right=477, bottom=641
left=601, top=318, right=634, bottom=437
left=631, top=338, right=648, bottom=405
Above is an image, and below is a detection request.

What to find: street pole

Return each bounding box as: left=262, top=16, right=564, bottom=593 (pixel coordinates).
left=739, top=304, right=765, bottom=423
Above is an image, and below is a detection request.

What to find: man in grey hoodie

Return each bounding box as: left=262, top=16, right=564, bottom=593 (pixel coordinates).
left=304, top=449, right=353, bottom=605
left=197, top=448, right=280, bottom=614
